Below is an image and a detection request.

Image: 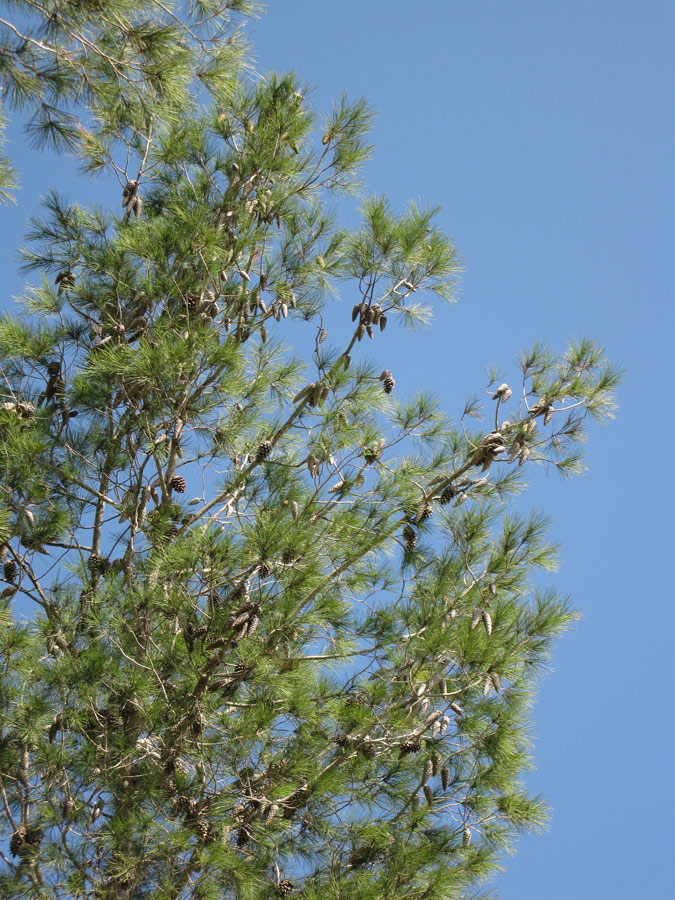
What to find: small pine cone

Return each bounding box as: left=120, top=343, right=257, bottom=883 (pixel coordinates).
left=423, top=785, right=434, bottom=807
left=492, top=383, right=512, bottom=402
left=233, top=662, right=247, bottom=675
left=416, top=503, right=433, bottom=524
left=543, top=406, right=554, bottom=425
left=63, top=796, right=75, bottom=817
left=399, top=739, right=421, bottom=757
left=193, top=624, right=209, bottom=639
left=131, top=195, right=143, bottom=217
left=379, top=369, right=395, bottom=394
left=431, top=751, right=442, bottom=777
left=366, top=324, right=374, bottom=339
left=3, top=559, right=17, bottom=582
left=235, top=826, right=250, bottom=847
left=439, top=484, right=457, bottom=505
left=441, top=767, right=450, bottom=791
left=9, top=826, right=26, bottom=857
left=87, top=554, right=108, bottom=576
left=518, top=447, right=530, bottom=466
left=379, top=314, right=387, bottom=332
left=235, top=622, right=248, bottom=642
left=403, top=524, right=417, bottom=550
left=281, top=547, right=296, bottom=564
left=471, top=608, right=482, bottom=630
left=411, top=793, right=420, bottom=811
left=422, top=759, right=433, bottom=784
left=319, top=328, right=327, bottom=343
left=246, top=614, right=260, bottom=636
left=483, top=675, right=493, bottom=696
left=351, top=303, right=361, bottom=322
left=357, top=323, right=366, bottom=341
left=450, top=702, right=463, bottom=716
left=489, top=581, right=497, bottom=595
left=482, top=610, right=493, bottom=636
left=122, top=180, right=138, bottom=207
left=438, top=715, right=450, bottom=735
left=263, top=803, right=279, bottom=824
left=256, top=440, right=273, bottom=462
left=170, top=475, right=186, bottom=493
left=196, top=817, right=211, bottom=843
left=463, top=826, right=472, bottom=847
left=333, top=733, right=354, bottom=747
left=491, top=671, right=502, bottom=693
left=278, top=880, right=294, bottom=897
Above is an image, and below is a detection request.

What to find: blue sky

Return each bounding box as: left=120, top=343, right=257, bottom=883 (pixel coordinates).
left=1, top=1, right=673, bottom=897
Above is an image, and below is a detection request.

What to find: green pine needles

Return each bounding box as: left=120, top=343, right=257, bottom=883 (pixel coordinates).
left=0, top=4, right=621, bottom=900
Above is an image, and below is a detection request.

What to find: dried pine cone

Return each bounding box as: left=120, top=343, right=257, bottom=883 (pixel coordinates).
left=379, top=369, right=395, bottom=394
left=402, top=524, right=417, bottom=550
left=441, top=767, right=450, bottom=791
left=431, top=751, right=442, bottom=777
left=170, top=475, right=186, bottom=493
left=9, top=826, right=26, bottom=857
left=87, top=554, right=109, bottom=576
left=398, top=739, right=421, bottom=757
left=278, top=880, right=294, bottom=896
left=438, top=484, right=457, bottom=505
left=255, top=440, right=273, bottom=462
left=3, top=559, right=17, bottom=582
left=423, top=785, right=434, bottom=807
left=416, top=503, right=433, bottom=523
left=422, top=759, right=433, bottom=784
left=492, top=383, right=512, bottom=402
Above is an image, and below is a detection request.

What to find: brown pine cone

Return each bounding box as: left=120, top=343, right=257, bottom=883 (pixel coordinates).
left=170, top=475, right=186, bottom=493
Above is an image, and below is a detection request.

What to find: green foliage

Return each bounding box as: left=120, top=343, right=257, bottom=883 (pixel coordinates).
left=0, top=3, right=620, bottom=900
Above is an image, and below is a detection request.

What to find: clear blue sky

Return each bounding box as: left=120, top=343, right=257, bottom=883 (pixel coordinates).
left=2, top=2, right=673, bottom=897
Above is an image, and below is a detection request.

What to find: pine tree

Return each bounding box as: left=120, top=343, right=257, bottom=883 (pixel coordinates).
left=0, top=4, right=621, bottom=899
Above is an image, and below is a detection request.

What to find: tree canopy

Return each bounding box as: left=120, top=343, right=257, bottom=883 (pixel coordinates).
left=0, top=4, right=620, bottom=899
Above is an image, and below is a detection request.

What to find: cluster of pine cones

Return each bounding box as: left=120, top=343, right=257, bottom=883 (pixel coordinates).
left=352, top=301, right=387, bottom=340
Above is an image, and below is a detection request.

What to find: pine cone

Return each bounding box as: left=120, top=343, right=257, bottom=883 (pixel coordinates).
left=255, top=439, right=273, bottom=462
left=449, top=702, right=463, bottom=716
left=278, top=880, right=294, bottom=896
left=441, top=767, right=450, bottom=791
left=379, top=369, right=395, bottom=393
left=482, top=610, right=493, bottom=636
left=9, top=826, right=26, bottom=857
left=463, top=826, right=472, bottom=847
left=416, top=503, right=433, bottom=524
left=122, top=180, right=138, bottom=208
left=87, top=554, right=109, bottom=576
left=170, top=475, right=186, bottom=493
left=3, top=559, right=17, bottom=582
left=492, top=383, right=512, bottom=402
left=422, top=759, right=433, bottom=784
left=543, top=406, right=554, bottom=425
left=439, top=484, right=457, bottom=505
left=62, top=796, right=75, bottom=817
left=263, top=803, right=279, bottom=824
left=431, top=751, right=442, bottom=777
left=403, top=524, right=417, bottom=550
left=423, top=785, right=434, bottom=807
left=398, top=739, right=421, bottom=757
